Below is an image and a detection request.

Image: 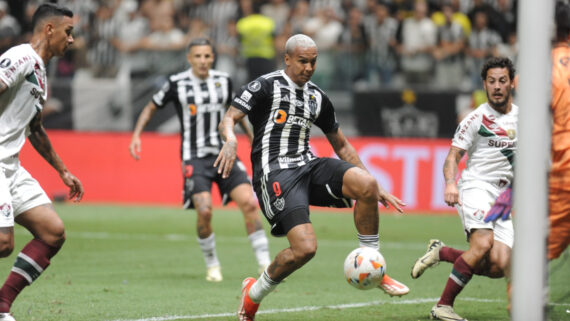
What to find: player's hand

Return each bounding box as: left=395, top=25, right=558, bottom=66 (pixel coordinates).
left=484, top=186, right=512, bottom=222
left=60, top=171, right=84, bottom=202
left=214, top=139, right=237, bottom=179
left=377, top=186, right=405, bottom=213
left=129, top=137, right=141, bottom=160
left=444, top=182, right=461, bottom=207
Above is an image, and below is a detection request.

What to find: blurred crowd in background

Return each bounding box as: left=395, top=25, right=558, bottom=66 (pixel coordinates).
left=0, top=0, right=519, bottom=92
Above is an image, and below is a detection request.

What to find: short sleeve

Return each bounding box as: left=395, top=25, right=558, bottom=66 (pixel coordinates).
left=152, top=77, right=176, bottom=109
left=314, top=93, right=339, bottom=134
left=0, top=48, right=31, bottom=88
left=451, top=111, right=480, bottom=151
left=231, top=78, right=268, bottom=114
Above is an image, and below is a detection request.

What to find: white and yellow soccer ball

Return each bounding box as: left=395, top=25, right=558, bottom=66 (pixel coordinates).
left=343, top=247, right=386, bottom=290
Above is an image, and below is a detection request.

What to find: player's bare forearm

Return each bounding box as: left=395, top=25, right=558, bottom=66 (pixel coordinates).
left=238, top=118, right=254, bottom=142
left=0, top=79, right=7, bottom=95
left=326, top=129, right=366, bottom=170
left=28, top=112, right=67, bottom=175
left=215, top=106, right=245, bottom=177
left=443, top=146, right=465, bottom=184
left=132, top=102, right=157, bottom=138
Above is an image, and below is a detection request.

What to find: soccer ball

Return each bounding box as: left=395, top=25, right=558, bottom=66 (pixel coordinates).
left=343, top=247, right=386, bottom=290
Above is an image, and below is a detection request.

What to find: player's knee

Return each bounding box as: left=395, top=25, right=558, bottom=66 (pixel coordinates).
left=44, top=220, right=66, bottom=248
left=293, top=242, right=317, bottom=264
left=196, top=207, right=213, bottom=222
left=240, top=197, right=259, bottom=217
left=0, top=239, right=14, bottom=258
left=472, top=237, right=493, bottom=259
left=356, top=175, right=379, bottom=202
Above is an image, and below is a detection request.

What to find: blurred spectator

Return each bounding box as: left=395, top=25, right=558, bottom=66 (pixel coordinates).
left=0, top=0, right=20, bottom=54
left=365, top=0, right=399, bottom=86
left=336, top=6, right=369, bottom=89
left=432, top=1, right=466, bottom=89
left=261, top=0, right=290, bottom=34
left=397, top=0, right=437, bottom=85
left=289, top=0, right=311, bottom=35
left=495, top=0, right=517, bottom=36
left=304, top=7, right=343, bottom=89
left=467, top=0, right=508, bottom=42
left=465, top=10, right=500, bottom=88
left=216, top=19, right=243, bottom=84
left=136, top=15, right=187, bottom=75
left=236, top=1, right=276, bottom=82
left=431, top=0, right=471, bottom=37
left=88, top=2, right=121, bottom=77
left=116, top=0, right=150, bottom=76
left=496, top=29, right=518, bottom=65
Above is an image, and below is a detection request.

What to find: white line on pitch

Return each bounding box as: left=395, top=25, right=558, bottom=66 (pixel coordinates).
left=106, top=297, right=480, bottom=321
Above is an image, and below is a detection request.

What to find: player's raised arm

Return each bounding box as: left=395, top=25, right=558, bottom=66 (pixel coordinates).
left=215, top=105, right=246, bottom=178
left=28, top=112, right=84, bottom=202
left=443, top=146, right=465, bottom=207
left=129, top=101, right=158, bottom=160
left=325, top=128, right=405, bottom=213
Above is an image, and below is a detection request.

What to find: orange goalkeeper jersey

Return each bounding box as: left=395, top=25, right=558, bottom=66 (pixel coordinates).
left=550, top=44, right=570, bottom=189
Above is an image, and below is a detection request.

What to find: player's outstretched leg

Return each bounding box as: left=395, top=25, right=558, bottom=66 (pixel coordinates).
left=411, top=239, right=444, bottom=279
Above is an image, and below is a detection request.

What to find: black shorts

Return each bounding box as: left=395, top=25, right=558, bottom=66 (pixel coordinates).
left=253, top=158, right=354, bottom=236
left=182, top=155, right=251, bottom=209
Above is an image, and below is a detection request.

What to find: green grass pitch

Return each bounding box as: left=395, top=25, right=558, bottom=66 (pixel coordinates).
left=1, top=204, right=568, bottom=320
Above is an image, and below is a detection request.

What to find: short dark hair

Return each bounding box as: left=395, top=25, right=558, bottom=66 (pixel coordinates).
left=187, top=37, right=213, bottom=52
left=555, top=1, right=570, bottom=42
left=480, top=57, right=516, bottom=81
left=31, top=3, right=73, bottom=31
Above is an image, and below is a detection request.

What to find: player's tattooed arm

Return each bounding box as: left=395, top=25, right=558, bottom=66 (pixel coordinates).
left=28, top=112, right=84, bottom=201
left=326, top=128, right=366, bottom=170
left=443, top=146, right=465, bottom=184
left=442, top=146, right=465, bottom=206
left=215, top=106, right=246, bottom=178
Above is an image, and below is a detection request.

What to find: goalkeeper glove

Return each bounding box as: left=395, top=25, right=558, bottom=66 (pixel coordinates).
left=484, top=185, right=513, bottom=223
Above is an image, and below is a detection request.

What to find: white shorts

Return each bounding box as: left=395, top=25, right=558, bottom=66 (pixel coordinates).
left=0, top=166, right=51, bottom=228
left=457, top=187, right=514, bottom=248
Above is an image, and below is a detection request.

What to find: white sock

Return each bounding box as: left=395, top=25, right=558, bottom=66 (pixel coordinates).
left=248, top=230, right=271, bottom=267
left=197, top=233, right=220, bottom=268
left=249, top=270, right=279, bottom=303
left=358, top=233, right=379, bottom=250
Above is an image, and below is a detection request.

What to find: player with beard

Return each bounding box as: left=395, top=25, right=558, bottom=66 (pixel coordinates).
left=410, top=57, right=517, bottom=321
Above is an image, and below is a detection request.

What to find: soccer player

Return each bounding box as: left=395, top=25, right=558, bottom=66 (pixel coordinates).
left=214, top=34, right=409, bottom=321
left=410, top=57, right=517, bottom=321
left=484, top=0, right=570, bottom=262
left=129, top=38, right=271, bottom=282
left=0, top=3, right=83, bottom=320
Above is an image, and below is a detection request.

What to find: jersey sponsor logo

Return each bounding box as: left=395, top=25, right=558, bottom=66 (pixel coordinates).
left=282, top=95, right=304, bottom=107
left=29, top=87, right=45, bottom=104
left=286, top=115, right=312, bottom=128
left=273, top=197, right=285, bottom=211
left=0, top=203, right=11, bottom=217
left=488, top=139, right=517, bottom=148
left=188, top=104, right=197, bottom=116
left=278, top=155, right=304, bottom=163
left=0, top=58, right=10, bottom=68
left=240, top=90, right=252, bottom=102
left=273, top=109, right=287, bottom=124
left=247, top=80, right=261, bottom=92
left=233, top=97, right=252, bottom=110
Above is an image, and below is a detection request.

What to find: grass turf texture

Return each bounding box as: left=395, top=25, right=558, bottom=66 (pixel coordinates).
left=1, top=204, right=568, bottom=320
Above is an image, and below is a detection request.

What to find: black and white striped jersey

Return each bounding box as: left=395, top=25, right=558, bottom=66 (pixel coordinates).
left=232, top=70, right=339, bottom=182
left=152, top=68, right=232, bottom=161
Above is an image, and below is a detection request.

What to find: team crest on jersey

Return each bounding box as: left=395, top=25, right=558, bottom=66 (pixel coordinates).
left=247, top=81, right=261, bottom=92
left=273, top=109, right=287, bottom=124
left=188, top=104, right=197, bottom=116
left=0, top=58, right=10, bottom=68
left=474, top=209, right=485, bottom=221
left=308, top=95, right=317, bottom=113
left=0, top=203, right=11, bottom=217
left=273, top=197, right=285, bottom=211
left=507, top=129, right=516, bottom=140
